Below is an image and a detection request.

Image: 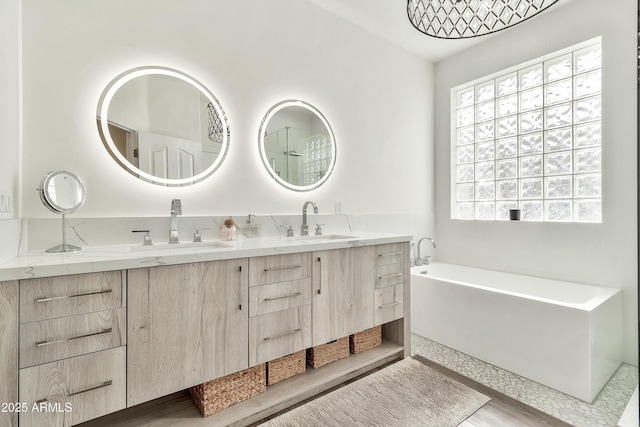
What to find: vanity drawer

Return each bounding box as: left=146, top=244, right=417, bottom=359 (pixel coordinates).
left=19, top=346, right=126, bottom=427
left=375, top=263, right=404, bottom=289
left=20, top=271, right=125, bottom=323
left=249, top=278, right=312, bottom=317
left=375, top=284, right=403, bottom=326
left=249, top=253, right=312, bottom=287
left=375, top=243, right=404, bottom=266
left=19, top=308, right=126, bottom=369
left=249, top=305, right=312, bottom=366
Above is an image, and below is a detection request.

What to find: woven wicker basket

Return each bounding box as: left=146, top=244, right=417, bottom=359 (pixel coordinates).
left=350, top=325, right=382, bottom=354
left=306, top=337, right=350, bottom=369
left=266, top=350, right=306, bottom=385
left=189, top=364, right=266, bottom=417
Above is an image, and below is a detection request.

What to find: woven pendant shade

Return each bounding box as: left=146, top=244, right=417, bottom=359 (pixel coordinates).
left=407, top=0, right=560, bottom=39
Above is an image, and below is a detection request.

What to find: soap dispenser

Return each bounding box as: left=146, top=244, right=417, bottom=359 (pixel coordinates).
left=239, top=214, right=261, bottom=238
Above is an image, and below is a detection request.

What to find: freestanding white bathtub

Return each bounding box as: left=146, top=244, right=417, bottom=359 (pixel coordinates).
left=411, top=262, right=622, bottom=402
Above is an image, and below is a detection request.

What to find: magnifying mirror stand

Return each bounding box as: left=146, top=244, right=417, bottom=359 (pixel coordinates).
left=39, top=170, right=86, bottom=252
left=46, top=213, right=81, bottom=253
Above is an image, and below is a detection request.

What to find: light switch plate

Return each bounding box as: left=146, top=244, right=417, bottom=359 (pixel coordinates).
left=0, top=194, right=11, bottom=215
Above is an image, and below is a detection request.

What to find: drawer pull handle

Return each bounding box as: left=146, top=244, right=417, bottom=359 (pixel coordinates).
left=378, top=251, right=403, bottom=257
left=36, top=380, right=113, bottom=404
left=36, top=289, right=113, bottom=303
left=264, top=292, right=302, bottom=302
left=378, top=301, right=402, bottom=309
left=317, top=257, right=322, bottom=295
left=264, top=329, right=301, bottom=341
left=264, top=265, right=302, bottom=272
left=36, top=328, right=113, bottom=347
left=378, top=273, right=403, bottom=280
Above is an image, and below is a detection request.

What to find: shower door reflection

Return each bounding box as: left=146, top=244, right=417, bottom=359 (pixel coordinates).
left=263, top=126, right=331, bottom=186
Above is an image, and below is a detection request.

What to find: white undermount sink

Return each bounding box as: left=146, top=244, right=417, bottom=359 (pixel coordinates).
left=285, top=234, right=358, bottom=241
left=128, top=241, right=232, bottom=251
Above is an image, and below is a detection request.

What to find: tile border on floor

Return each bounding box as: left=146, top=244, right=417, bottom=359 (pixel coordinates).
left=411, top=334, right=638, bottom=427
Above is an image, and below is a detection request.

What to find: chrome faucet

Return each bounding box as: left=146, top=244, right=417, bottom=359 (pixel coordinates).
left=169, top=199, right=182, bottom=244
left=415, top=237, right=436, bottom=266
left=301, top=201, right=318, bottom=236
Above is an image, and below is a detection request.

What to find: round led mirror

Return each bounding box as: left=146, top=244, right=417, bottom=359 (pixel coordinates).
left=37, top=171, right=86, bottom=252
left=96, top=66, right=230, bottom=186
left=258, top=100, right=336, bottom=191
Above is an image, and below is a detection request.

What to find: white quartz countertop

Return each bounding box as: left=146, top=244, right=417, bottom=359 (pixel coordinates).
left=0, top=232, right=411, bottom=281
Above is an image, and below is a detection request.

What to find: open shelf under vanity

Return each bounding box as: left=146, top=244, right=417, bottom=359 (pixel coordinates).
left=80, top=341, right=404, bottom=427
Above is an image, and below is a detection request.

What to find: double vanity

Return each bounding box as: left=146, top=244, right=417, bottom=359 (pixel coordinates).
left=0, top=62, right=411, bottom=427
left=0, top=231, right=411, bottom=427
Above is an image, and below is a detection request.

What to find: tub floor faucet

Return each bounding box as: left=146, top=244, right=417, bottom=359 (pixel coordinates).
left=415, top=237, right=436, bottom=266
left=301, top=201, right=318, bottom=236
left=169, top=199, right=182, bottom=244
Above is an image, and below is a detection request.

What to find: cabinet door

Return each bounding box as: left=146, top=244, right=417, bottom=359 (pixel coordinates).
left=20, top=271, right=125, bottom=323
left=19, top=347, right=126, bottom=427
left=249, top=305, right=312, bottom=366
left=375, top=284, right=404, bottom=325
left=312, top=247, right=375, bottom=345
left=0, top=281, right=18, bottom=427
left=249, top=278, right=312, bottom=317
left=249, top=253, right=312, bottom=287
left=20, top=308, right=126, bottom=369
left=127, top=259, right=249, bottom=407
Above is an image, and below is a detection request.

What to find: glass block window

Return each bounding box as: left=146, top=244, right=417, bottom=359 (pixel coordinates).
left=452, top=42, right=601, bottom=222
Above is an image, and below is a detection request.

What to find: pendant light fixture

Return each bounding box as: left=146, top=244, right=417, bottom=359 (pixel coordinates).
left=207, top=102, right=225, bottom=143
left=407, top=0, right=560, bottom=39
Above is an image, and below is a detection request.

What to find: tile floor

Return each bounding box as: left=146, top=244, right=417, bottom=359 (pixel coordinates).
left=411, top=334, right=638, bottom=427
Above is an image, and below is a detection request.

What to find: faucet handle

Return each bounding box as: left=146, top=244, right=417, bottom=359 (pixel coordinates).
left=132, top=230, right=153, bottom=246
left=171, top=199, right=182, bottom=214
left=315, top=224, right=324, bottom=235
left=193, top=227, right=211, bottom=243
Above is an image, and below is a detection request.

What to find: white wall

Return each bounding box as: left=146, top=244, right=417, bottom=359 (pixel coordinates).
left=0, top=0, right=20, bottom=215
left=434, top=0, right=638, bottom=365
left=20, top=0, right=434, bottom=247
left=0, top=0, right=23, bottom=262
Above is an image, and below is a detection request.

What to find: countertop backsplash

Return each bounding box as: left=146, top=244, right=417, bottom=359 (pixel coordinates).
left=23, top=212, right=432, bottom=253
left=0, top=218, right=24, bottom=264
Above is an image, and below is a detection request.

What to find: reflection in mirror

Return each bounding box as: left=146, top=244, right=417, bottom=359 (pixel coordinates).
left=38, top=171, right=86, bottom=252
left=259, top=100, right=336, bottom=191
left=97, top=67, right=230, bottom=186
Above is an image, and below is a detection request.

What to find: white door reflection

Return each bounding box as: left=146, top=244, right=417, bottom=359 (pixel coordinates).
left=137, top=131, right=201, bottom=180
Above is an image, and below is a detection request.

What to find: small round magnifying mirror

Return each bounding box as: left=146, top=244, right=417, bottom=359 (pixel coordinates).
left=37, top=171, right=86, bottom=252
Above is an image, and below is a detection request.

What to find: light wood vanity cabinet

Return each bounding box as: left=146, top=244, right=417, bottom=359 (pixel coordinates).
left=248, top=253, right=312, bottom=366
left=17, top=271, right=127, bottom=427
left=374, top=243, right=407, bottom=325
left=126, top=259, right=249, bottom=407
left=3, top=238, right=410, bottom=427
left=0, top=281, right=18, bottom=427
left=312, top=247, right=376, bottom=345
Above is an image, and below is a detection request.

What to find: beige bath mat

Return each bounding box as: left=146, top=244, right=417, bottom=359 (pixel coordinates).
left=259, top=357, right=490, bottom=427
